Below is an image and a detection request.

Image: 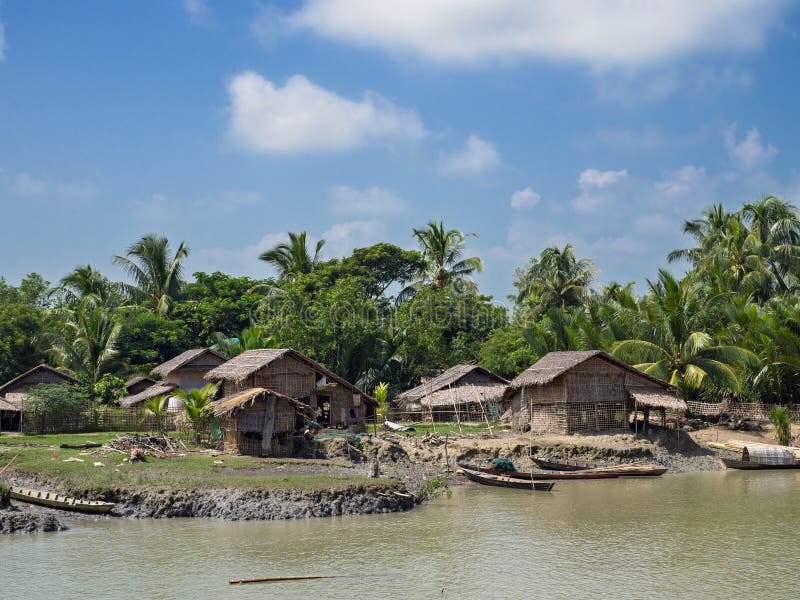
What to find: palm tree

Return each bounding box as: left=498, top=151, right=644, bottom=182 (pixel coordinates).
left=174, top=383, right=219, bottom=444
left=259, top=231, right=325, bottom=280
left=211, top=325, right=274, bottom=358
left=403, top=221, right=483, bottom=298
left=49, top=297, right=122, bottom=387
left=514, top=245, right=595, bottom=313
left=53, top=264, right=121, bottom=307
left=668, top=204, right=735, bottom=265
left=611, top=270, right=757, bottom=398
left=143, top=395, right=168, bottom=433
left=113, top=234, right=189, bottom=316
left=741, top=195, right=800, bottom=293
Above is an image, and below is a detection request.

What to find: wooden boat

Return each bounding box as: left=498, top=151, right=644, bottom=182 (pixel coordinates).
left=9, top=485, right=115, bottom=514
left=460, top=466, right=555, bottom=490
left=721, top=458, right=800, bottom=470
left=457, top=463, right=620, bottom=481
left=722, top=445, right=800, bottom=470
left=532, top=458, right=668, bottom=477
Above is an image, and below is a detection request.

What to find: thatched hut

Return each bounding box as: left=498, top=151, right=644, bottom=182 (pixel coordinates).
left=395, top=364, right=509, bottom=422
left=505, top=350, right=686, bottom=435
left=204, top=348, right=375, bottom=431
left=124, top=376, right=156, bottom=396
left=0, top=398, right=20, bottom=432
left=118, top=382, right=178, bottom=409
left=151, top=348, right=227, bottom=390
left=0, top=364, right=80, bottom=411
left=212, top=387, right=314, bottom=456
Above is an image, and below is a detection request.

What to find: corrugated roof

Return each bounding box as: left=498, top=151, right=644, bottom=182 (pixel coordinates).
left=119, top=383, right=177, bottom=408
left=212, top=387, right=312, bottom=416
left=0, top=364, right=80, bottom=396
left=151, top=348, right=226, bottom=379
left=396, top=364, right=508, bottom=403
left=204, top=348, right=374, bottom=404
left=507, top=350, right=672, bottom=391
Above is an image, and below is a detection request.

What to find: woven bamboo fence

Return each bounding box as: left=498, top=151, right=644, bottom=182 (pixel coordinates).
left=687, top=401, right=800, bottom=421
left=21, top=408, right=181, bottom=435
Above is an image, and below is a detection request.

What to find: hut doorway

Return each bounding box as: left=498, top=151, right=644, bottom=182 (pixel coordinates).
left=316, top=394, right=331, bottom=426
left=1, top=410, right=20, bottom=432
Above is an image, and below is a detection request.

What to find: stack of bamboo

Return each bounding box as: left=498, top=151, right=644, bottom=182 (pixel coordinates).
left=707, top=440, right=800, bottom=459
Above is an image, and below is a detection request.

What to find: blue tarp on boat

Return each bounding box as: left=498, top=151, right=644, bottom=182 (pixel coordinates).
left=742, top=445, right=797, bottom=465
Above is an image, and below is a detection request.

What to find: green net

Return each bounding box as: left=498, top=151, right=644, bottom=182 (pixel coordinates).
left=491, top=457, right=516, bottom=471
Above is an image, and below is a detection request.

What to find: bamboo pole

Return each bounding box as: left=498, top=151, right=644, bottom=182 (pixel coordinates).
left=452, top=385, right=463, bottom=434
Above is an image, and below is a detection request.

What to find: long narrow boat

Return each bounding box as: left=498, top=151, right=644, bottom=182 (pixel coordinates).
left=722, top=458, right=800, bottom=470
left=460, top=466, right=555, bottom=491
left=457, top=463, right=620, bottom=481
left=9, top=485, right=115, bottom=514
left=532, top=458, right=668, bottom=477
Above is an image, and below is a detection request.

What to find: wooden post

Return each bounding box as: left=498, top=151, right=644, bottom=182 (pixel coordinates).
left=262, top=395, right=276, bottom=456
left=452, top=386, right=463, bottom=434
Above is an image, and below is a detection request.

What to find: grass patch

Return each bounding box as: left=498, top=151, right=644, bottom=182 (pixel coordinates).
left=0, top=433, right=395, bottom=494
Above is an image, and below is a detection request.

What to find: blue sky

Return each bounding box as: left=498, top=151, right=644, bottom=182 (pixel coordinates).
left=1, top=1, right=799, bottom=301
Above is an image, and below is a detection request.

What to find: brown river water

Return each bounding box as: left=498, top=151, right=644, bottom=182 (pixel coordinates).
left=4, top=471, right=800, bottom=599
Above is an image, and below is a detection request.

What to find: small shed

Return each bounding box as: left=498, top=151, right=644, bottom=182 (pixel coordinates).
left=0, top=364, right=81, bottom=411
left=395, top=364, right=509, bottom=422
left=151, top=348, right=227, bottom=391
left=204, top=349, right=375, bottom=430
left=0, top=398, right=20, bottom=432
left=124, top=376, right=157, bottom=396
left=506, top=350, right=686, bottom=435
left=212, top=387, right=314, bottom=457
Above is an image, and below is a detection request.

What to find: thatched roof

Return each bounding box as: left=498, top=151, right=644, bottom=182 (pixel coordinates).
left=125, top=376, right=154, bottom=388
left=507, top=350, right=672, bottom=391
left=204, top=348, right=374, bottom=404
left=396, top=364, right=508, bottom=404
left=212, top=387, right=313, bottom=417
left=119, top=383, right=177, bottom=408
left=419, top=384, right=507, bottom=408
left=151, top=348, right=226, bottom=379
left=0, top=364, right=80, bottom=396
left=0, top=398, right=20, bottom=412
left=629, top=390, right=687, bottom=412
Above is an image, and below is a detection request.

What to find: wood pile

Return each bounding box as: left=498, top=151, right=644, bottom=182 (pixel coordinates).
left=104, top=434, right=181, bottom=457
left=707, top=440, right=800, bottom=459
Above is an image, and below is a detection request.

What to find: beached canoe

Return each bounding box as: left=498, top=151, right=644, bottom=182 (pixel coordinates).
left=460, top=466, right=555, bottom=491
left=721, top=458, right=800, bottom=470
left=532, top=458, right=668, bottom=477
left=9, top=485, right=115, bottom=514
left=457, top=463, right=620, bottom=481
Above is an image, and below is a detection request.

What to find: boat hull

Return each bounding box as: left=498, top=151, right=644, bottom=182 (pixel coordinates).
left=460, top=467, right=555, bottom=490
left=457, top=463, right=620, bottom=480
left=532, top=459, right=668, bottom=477
left=9, top=486, right=115, bottom=514
left=722, top=458, right=800, bottom=470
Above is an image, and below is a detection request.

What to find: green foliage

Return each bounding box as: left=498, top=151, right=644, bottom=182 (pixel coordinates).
left=514, top=244, right=596, bottom=314
left=479, top=325, right=538, bottom=379
left=0, top=304, right=47, bottom=382
left=259, top=231, right=325, bottom=280
left=769, top=406, right=792, bottom=446
left=116, top=306, right=193, bottom=368
left=24, top=383, right=91, bottom=417
left=93, top=374, right=126, bottom=405
left=373, top=382, right=390, bottom=424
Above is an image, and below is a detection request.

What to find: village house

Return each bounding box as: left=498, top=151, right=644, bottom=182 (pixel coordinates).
left=0, top=364, right=81, bottom=431
left=505, top=350, right=686, bottom=435
left=395, top=363, right=509, bottom=422
left=204, top=348, right=375, bottom=457
left=118, top=348, right=226, bottom=409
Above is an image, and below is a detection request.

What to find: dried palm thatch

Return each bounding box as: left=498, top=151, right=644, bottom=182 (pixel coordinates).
left=507, top=350, right=672, bottom=391
left=204, top=348, right=374, bottom=403
left=396, top=363, right=508, bottom=408
left=629, top=389, right=687, bottom=412
left=150, top=348, right=226, bottom=379
left=0, top=364, right=80, bottom=396
left=0, top=398, right=20, bottom=412
left=419, top=384, right=507, bottom=408
left=119, top=383, right=177, bottom=408
left=212, top=387, right=313, bottom=416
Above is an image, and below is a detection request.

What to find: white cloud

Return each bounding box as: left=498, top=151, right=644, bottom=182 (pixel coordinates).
left=578, top=168, right=627, bottom=190
left=183, top=0, right=212, bottom=26
left=13, top=173, right=47, bottom=197
left=440, top=135, right=500, bottom=176
left=655, top=165, right=708, bottom=195
left=192, top=232, right=287, bottom=279
left=694, top=67, right=753, bottom=92
left=328, top=185, right=407, bottom=216
left=510, top=187, right=541, bottom=210
left=133, top=193, right=171, bottom=220
left=724, top=123, right=778, bottom=171
left=225, top=71, right=425, bottom=154
left=281, top=1, right=783, bottom=68
left=322, top=220, right=386, bottom=256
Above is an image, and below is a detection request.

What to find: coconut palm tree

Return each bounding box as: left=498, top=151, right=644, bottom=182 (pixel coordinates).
left=174, top=383, right=219, bottom=444
left=211, top=325, right=274, bottom=358
left=741, top=195, right=800, bottom=293
left=259, top=231, right=325, bottom=280
left=611, top=270, right=757, bottom=398
left=49, top=297, right=122, bottom=387
left=401, top=221, right=483, bottom=299
left=113, top=234, right=189, bottom=316
left=667, top=204, right=735, bottom=266
left=514, top=245, right=596, bottom=313
left=53, top=264, right=122, bottom=307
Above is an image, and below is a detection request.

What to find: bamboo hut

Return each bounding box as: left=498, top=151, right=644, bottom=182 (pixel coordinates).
left=150, top=348, right=227, bottom=390
left=212, top=387, right=314, bottom=456
left=505, top=350, right=686, bottom=435
left=204, top=348, right=375, bottom=432
left=0, top=364, right=80, bottom=411
left=124, top=376, right=157, bottom=396
left=395, top=364, right=508, bottom=422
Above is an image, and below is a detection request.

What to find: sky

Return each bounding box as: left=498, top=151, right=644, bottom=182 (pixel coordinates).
left=1, top=1, right=799, bottom=302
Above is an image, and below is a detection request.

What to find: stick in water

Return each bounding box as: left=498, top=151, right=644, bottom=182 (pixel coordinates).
left=230, top=575, right=337, bottom=585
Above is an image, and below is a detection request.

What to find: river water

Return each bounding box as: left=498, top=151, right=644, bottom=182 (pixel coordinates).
left=5, top=471, right=800, bottom=599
